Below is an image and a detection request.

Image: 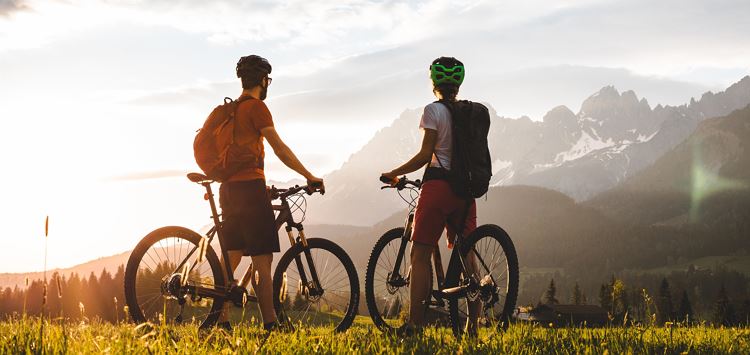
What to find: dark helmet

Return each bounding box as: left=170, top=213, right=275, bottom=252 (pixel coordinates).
left=430, top=56, right=464, bottom=86
left=236, top=55, right=272, bottom=78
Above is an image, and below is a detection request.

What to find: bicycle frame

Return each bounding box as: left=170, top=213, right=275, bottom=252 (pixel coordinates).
left=171, top=181, right=321, bottom=305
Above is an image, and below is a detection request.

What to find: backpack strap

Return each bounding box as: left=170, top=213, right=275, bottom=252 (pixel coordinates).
left=429, top=100, right=453, bottom=170
left=223, top=95, right=264, bottom=170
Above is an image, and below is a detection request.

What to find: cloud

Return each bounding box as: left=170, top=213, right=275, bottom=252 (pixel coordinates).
left=124, top=59, right=720, bottom=126
left=3, top=0, right=748, bottom=146
left=0, top=0, right=28, bottom=16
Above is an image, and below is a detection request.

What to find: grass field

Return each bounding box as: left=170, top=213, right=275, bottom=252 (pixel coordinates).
left=2, top=317, right=749, bottom=354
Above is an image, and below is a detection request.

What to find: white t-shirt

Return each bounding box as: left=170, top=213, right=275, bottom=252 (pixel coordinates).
left=419, top=102, right=452, bottom=170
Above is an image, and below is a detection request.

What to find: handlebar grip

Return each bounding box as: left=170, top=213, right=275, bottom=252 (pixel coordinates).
left=304, top=182, right=325, bottom=195
left=379, top=175, right=393, bottom=184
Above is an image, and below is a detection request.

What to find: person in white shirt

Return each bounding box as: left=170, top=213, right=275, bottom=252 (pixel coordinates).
left=381, top=56, right=479, bottom=335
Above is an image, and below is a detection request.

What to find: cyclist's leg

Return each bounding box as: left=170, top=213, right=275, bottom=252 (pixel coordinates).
left=447, top=200, right=479, bottom=332
left=250, top=253, right=276, bottom=324
left=409, top=180, right=449, bottom=326
left=464, top=251, right=481, bottom=333
left=218, top=250, right=244, bottom=322
left=238, top=179, right=279, bottom=326
left=218, top=182, right=255, bottom=323
left=409, top=242, right=434, bottom=325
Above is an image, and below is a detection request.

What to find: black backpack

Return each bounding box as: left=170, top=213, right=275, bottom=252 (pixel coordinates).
left=436, top=100, right=492, bottom=199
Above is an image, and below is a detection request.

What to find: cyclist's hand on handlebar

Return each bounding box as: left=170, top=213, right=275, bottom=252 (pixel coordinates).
left=306, top=176, right=325, bottom=195
left=380, top=172, right=398, bottom=186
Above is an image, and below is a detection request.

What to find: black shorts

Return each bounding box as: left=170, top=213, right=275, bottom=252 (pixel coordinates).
left=219, top=179, right=279, bottom=256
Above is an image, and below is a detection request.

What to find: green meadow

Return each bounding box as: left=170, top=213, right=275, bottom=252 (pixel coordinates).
left=2, top=317, right=749, bottom=354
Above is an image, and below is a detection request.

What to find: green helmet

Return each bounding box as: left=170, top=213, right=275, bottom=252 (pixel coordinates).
left=430, top=57, right=465, bottom=86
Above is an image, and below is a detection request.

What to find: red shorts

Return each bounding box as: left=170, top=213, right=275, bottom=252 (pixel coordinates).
left=411, top=179, right=477, bottom=248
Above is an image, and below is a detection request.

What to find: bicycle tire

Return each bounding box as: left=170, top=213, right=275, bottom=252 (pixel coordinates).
left=447, top=224, right=519, bottom=337
left=124, top=226, right=225, bottom=328
left=272, top=238, right=359, bottom=332
left=364, top=227, right=434, bottom=333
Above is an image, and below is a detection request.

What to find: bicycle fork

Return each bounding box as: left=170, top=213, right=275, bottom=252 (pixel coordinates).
left=286, top=226, right=324, bottom=299
left=388, top=214, right=414, bottom=288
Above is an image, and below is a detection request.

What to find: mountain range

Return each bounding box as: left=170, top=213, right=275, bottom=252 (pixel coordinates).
left=307, top=76, right=750, bottom=226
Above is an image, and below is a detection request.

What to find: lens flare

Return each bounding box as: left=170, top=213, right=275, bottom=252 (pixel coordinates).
left=689, top=142, right=748, bottom=222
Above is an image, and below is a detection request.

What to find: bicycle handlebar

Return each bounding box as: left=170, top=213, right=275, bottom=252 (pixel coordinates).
left=269, top=183, right=324, bottom=200
left=379, top=175, right=422, bottom=190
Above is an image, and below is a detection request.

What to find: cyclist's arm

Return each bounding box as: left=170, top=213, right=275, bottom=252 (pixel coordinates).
left=261, top=126, right=315, bottom=180
left=386, top=128, right=437, bottom=177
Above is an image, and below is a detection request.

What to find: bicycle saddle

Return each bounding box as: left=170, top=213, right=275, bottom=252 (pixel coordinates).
left=187, top=172, right=213, bottom=183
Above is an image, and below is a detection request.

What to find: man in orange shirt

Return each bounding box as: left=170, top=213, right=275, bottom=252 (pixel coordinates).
left=214, top=55, right=324, bottom=331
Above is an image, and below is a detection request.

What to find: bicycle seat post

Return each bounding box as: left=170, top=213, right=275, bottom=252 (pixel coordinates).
left=203, top=182, right=222, bottom=227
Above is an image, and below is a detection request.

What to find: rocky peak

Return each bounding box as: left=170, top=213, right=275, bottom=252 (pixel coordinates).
left=543, top=105, right=576, bottom=126
left=688, top=75, right=750, bottom=119
left=579, top=86, right=651, bottom=118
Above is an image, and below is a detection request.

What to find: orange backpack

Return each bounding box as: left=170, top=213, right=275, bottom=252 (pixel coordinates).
left=193, top=97, right=262, bottom=182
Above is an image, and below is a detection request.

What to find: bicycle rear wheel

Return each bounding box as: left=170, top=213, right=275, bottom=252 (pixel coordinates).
left=447, top=224, right=519, bottom=337
left=124, top=226, right=225, bottom=327
left=272, top=238, right=359, bottom=332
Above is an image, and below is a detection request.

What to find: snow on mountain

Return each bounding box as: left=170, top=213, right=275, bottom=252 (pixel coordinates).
left=555, top=130, right=615, bottom=163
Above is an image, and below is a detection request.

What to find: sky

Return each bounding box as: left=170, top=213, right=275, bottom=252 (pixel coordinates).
left=1, top=0, right=749, bottom=273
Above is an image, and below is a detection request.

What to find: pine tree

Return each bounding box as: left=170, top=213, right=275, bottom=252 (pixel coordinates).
left=113, top=265, right=126, bottom=322
left=572, top=282, right=583, bottom=305
left=98, top=269, right=114, bottom=322
left=713, top=284, right=735, bottom=326
left=608, top=278, right=629, bottom=323
left=677, top=290, right=693, bottom=323
left=740, top=299, right=750, bottom=326
left=657, top=278, right=673, bottom=324
left=543, top=279, right=558, bottom=305
left=599, top=284, right=612, bottom=312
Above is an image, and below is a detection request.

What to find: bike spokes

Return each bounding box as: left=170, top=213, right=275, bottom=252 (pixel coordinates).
left=133, top=235, right=218, bottom=324
left=278, top=247, right=354, bottom=329
left=455, top=234, right=510, bottom=327
left=364, top=228, right=414, bottom=331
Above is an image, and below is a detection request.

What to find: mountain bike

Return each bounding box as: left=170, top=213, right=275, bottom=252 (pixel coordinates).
left=124, top=172, right=359, bottom=332
left=364, top=176, right=518, bottom=336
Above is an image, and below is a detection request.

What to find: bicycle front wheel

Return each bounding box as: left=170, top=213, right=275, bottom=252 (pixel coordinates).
left=447, top=224, right=519, bottom=337
left=272, top=238, right=359, bottom=332
left=124, top=226, right=225, bottom=327
left=364, top=227, right=415, bottom=333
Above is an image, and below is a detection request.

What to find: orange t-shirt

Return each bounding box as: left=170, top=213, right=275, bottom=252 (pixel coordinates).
left=226, top=97, right=274, bottom=182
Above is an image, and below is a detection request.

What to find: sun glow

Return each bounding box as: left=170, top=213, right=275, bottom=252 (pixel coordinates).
left=689, top=143, right=748, bottom=222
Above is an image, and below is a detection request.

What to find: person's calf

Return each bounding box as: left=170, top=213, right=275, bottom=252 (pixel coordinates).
left=408, top=243, right=434, bottom=326
left=251, top=254, right=277, bottom=324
